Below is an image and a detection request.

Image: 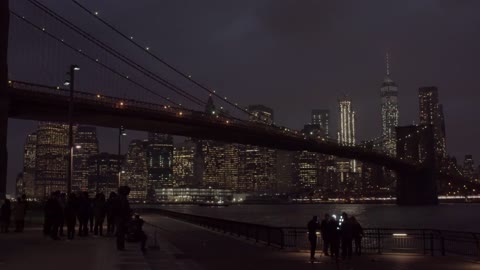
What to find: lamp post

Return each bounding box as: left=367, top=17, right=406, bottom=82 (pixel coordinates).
left=65, top=65, right=80, bottom=195
left=118, top=126, right=127, bottom=186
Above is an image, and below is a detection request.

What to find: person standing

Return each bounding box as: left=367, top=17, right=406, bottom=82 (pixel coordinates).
left=320, top=214, right=331, bottom=256
left=13, top=197, right=26, bottom=232
left=58, top=193, right=67, bottom=236
left=131, top=214, right=148, bottom=253
left=113, top=186, right=131, bottom=250
left=0, top=199, right=11, bottom=233
left=340, top=212, right=353, bottom=260
left=45, top=191, right=62, bottom=240
left=77, top=192, right=90, bottom=236
left=65, top=193, right=78, bottom=240
left=351, top=216, right=364, bottom=256
left=307, top=216, right=320, bottom=262
left=93, top=193, right=106, bottom=236
left=105, top=192, right=117, bottom=235
left=327, top=215, right=340, bottom=261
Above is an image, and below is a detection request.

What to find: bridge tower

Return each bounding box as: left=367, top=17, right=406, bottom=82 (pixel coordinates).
left=396, top=125, right=438, bottom=205
left=0, top=0, right=10, bottom=199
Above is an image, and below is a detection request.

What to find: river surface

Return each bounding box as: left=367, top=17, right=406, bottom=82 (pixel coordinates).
left=155, top=204, right=480, bottom=232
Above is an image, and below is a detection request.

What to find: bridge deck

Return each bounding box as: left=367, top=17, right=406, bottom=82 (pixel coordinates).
left=2, top=214, right=474, bottom=270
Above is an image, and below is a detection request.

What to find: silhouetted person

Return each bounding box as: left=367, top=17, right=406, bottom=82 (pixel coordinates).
left=13, top=197, right=27, bottom=232
left=131, top=214, right=148, bottom=253
left=320, top=214, right=330, bottom=256
left=43, top=192, right=55, bottom=236
left=65, top=193, right=78, bottom=240
left=327, top=216, right=340, bottom=261
left=351, top=216, right=364, bottom=256
left=89, top=196, right=94, bottom=233
left=48, top=191, right=62, bottom=240
left=307, top=215, right=320, bottom=262
left=0, top=199, right=12, bottom=233
left=58, top=193, right=66, bottom=236
left=106, top=192, right=117, bottom=235
left=93, top=193, right=106, bottom=236
left=113, top=186, right=131, bottom=250
left=340, top=212, right=353, bottom=259
left=77, top=192, right=90, bottom=236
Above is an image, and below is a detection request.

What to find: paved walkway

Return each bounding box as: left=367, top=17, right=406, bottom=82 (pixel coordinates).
left=0, top=216, right=479, bottom=270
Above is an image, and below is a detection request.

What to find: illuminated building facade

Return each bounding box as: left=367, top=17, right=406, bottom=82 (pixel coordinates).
left=122, top=140, right=148, bottom=202
left=21, top=132, right=37, bottom=198
left=146, top=133, right=174, bottom=201
left=294, top=151, right=319, bottom=189
left=88, top=153, right=122, bottom=196
left=338, top=96, right=356, bottom=146
left=463, top=155, right=475, bottom=180
left=201, top=142, right=239, bottom=190
left=34, top=122, right=69, bottom=198
left=73, top=126, right=99, bottom=192
left=237, top=105, right=276, bottom=193
left=173, top=139, right=196, bottom=187
left=380, top=54, right=399, bottom=156
left=311, top=109, right=330, bottom=137
left=418, top=87, right=447, bottom=157
left=275, top=150, right=294, bottom=193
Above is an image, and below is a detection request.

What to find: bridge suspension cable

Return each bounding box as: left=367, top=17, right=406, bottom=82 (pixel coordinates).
left=24, top=0, right=207, bottom=108
left=70, top=0, right=258, bottom=120
left=9, top=10, right=183, bottom=107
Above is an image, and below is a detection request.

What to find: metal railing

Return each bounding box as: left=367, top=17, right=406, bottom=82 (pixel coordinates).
left=143, top=208, right=480, bottom=260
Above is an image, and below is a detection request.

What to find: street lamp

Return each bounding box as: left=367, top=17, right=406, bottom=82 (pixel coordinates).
left=118, top=170, right=126, bottom=187
left=118, top=126, right=127, bottom=185
left=66, top=64, right=79, bottom=195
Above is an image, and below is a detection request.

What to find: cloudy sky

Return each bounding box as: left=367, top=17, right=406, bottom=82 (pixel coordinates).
left=6, top=0, right=480, bottom=193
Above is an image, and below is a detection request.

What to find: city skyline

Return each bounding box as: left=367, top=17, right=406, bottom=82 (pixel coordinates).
left=5, top=0, right=480, bottom=194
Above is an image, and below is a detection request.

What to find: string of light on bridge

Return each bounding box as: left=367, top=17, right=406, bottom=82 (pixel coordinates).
left=9, top=10, right=183, bottom=108
left=69, top=0, right=261, bottom=121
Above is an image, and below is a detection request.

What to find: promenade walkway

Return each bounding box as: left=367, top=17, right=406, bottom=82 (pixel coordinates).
left=0, top=215, right=478, bottom=270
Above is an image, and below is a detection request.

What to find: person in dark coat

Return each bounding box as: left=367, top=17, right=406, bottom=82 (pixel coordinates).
left=320, top=214, right=331, bottom=256
left=113, top=186, right=131, bottom=250
left=105, top=192, right=117, bottom=235
left=46, top=191, right=62, bottom=240
left=351, top=216, right=364, bottom=256
left=307, top=215, right=321, bottom=262
left=340, top=212, right=353, bottom=260
left=13, top=197, right=27, bottom=232
left=89, top=196, right=95, bottom=233
left=65, top=193, right=78, bottom=240
left=77, top=192, right=90, bottom=236
left=327, top=215, right=340, bottom=261
left=93, top=193, right=106, bottom=236
left=0, top=199, right=12, bottom=233
left=58, top=193, right=67, bottom=236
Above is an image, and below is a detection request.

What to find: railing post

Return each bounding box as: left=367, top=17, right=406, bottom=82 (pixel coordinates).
left=430, top=232, right=434, bottom=256
left=267, top=227, right=271, bottom=246
left=423, top=230, right=427, bottom=255
left=440, top=232, right=445, bottom=256
left=376, top=229, right=382, bottom=254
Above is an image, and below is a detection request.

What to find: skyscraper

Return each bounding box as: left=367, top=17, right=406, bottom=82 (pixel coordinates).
left=338, top=96, right=356, bottom=146
left=463, top=155, right=475, bottom=180
left=237, top=105, right=276, bottom=193
left=122, top=140, right=148, bottom=202
left=380, top=53, right=399, bottom=156
left=311, top=109, right=330, bottom=137
left=88, top=153, right=123, bottom=196
left=145, top=133, right=174, bottom=201
left=173, top=139, right=197, bottom=187
left=73, top=126, right=99, bottom=192
left=418, top=87, right=447, bottom=157
left=22, top=132, right=37, bottom=198
left=34, top=122, right=69, bottom=198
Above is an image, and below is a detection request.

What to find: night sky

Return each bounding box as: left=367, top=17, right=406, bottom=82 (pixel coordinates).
left=6, top=0, right=480, bottom=194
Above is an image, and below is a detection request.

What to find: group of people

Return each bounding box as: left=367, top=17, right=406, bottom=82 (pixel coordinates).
left=307, top=212, right=364, bottom=262
left=43, top=186, right=147, bottom=252
left=0, top=195, right=28, bottom=233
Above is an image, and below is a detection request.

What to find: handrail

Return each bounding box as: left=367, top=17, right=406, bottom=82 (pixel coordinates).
left=141, top=208, right=480, bottom=259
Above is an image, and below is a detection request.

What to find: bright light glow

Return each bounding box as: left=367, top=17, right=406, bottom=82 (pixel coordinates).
left=212, top=111, right=216, bottom=115
left=56, top=86, right=60, bottom=90
left=63, top=81, right=71, bottom=86
left=122, top=132, right=127, bottom=136
left=73, top=66, right=80, bottom=71
left=393, top=233, right=407, bottom=237
left=120, top=102, right=124, bottom=106
left=146, top=47, right=150, bottom=50
left=179, top=112, right=183, bottom=116
left=94, top=11, right=99, bottom=15
left=75, top=145, right=82, bottom=149
left=121, top=170, right=125, bottom=174
left=8, top=80, right=12, bottom=84
left=96, top=94, right=101, bottom=98
left=226, top=120, right=229, bottom=124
